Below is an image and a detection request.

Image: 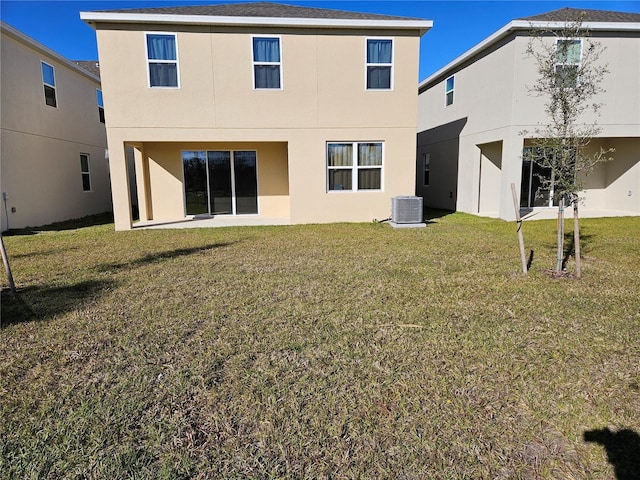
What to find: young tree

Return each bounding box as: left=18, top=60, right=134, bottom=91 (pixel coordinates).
left=522, top=13, right=614, bottom=277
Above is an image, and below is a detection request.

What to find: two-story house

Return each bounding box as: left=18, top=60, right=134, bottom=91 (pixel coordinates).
left=416, top=8, right=640, bottom=221
left=81, top=2, right=432, bottom=230
left=1, top=22, right=112, bottom=231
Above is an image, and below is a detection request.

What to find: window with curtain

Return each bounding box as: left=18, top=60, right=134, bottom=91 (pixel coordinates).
left=41, top=61, right=57, bottom=107
left=96, top=89, right=105, bottom=123
left=445, top=75, right=454, bottom=106
left=366, top=39, right=393, bottom=90
left=146, top=33, right=179, bottom=87
left=80, top=154, right=91, bottom=191
left=555, top=39, right=581, bottom=88
left=253, top=37, right=282, bottom=89
left=327, top=142, right=383, bottom=191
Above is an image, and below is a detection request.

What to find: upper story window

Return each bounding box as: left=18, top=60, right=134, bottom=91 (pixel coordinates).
left=327, top=142, right=383, bottom=191
left=366, top=38, right=393, bottom=90
left=41, top=61, right=57, bottom=107
left=96, top=89, right=105, bottom=123
left=80, top=153, right=91, bottom=191
left=555, top=39, right=581, bottom=88
left=253, top=36, right=282, bottom=89
left=445, top=75, right=454, bottom=106
left=146, top=33, right=179, bottom=88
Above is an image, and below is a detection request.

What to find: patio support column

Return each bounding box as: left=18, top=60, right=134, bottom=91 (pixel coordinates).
left=133, top=146, right=152, bottom=221
left=109, top=139, right=133, bottom=231
left=499, top=131, right=525, bottom=221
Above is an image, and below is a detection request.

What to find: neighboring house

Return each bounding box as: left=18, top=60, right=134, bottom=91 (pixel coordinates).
left=80, top=2, right=432, bottom=230
left=416, top=8, right=640, bottom=220
left=0, top=22, right=112, bottom=231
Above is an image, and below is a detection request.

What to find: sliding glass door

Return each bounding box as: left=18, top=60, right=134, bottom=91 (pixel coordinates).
left=520, top=147, right=558, bottom=208
left=233, top=151, right=258, bottom=214
left=207, top=151, right=233, bottom=214
left=183, top=151, right=208, bottom=215
left=182, top=150, right=257, bottom=216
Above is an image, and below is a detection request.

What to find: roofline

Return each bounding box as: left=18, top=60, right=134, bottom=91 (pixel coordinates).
left=79, top=11, right=432, bottom=35
left=0, top=21, right=101, bottom=84
left=419, top=19, right=640, bottom=91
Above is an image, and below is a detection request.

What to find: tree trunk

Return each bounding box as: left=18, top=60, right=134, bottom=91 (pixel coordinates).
left=556, top=197, right=565, bottom=274
left=573, top=196, right=581, bottom=278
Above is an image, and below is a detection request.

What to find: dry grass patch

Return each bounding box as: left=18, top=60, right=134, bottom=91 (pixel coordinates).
left=1, top=213, right=639, bottom=479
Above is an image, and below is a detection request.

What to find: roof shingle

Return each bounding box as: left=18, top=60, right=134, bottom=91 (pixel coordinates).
left=97, top=2, right=424, bottom=21
left=73, top=61, right=100, bottom=78
left=519, top=7, right=640, bottom=23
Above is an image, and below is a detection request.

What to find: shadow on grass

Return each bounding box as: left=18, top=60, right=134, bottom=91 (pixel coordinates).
left=11, top=247, right=79, bottom=259
left=584, top=427, right=640, bottom=480
left=562, top=231, right=595, bottom=270
left=527, top=249, right=535, bottom=271
left=97, top=242, right=233, bottom=272
left=423, top=208, right=455, bottom=222
left=1, top=279, right=116, bottom=327
left=3, top=212, right=114, bottom=236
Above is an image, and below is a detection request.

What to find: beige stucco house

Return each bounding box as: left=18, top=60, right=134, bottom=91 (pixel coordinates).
left=416, top=8, right=640, bottom=221
left=80, top=2, right=432, bottom=230
left=0, top=22, right=112, bottom=231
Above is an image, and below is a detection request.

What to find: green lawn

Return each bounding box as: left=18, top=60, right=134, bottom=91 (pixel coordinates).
left=1, top=212, right=639, bottom=479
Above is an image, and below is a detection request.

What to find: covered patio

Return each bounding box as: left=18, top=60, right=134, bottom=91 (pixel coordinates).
left=120, top=141, right=291, bottom=230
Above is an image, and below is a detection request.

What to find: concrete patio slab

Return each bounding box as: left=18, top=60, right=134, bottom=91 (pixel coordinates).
left=133, top=216, right=292, bottom=229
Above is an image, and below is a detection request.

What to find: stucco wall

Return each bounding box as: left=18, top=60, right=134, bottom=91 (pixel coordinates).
left=418, top=29, right=640, bottom=220
left=0, top=27, right=111, bottom=230
left=418, top=34, right=518, bottom=136
left=478, top=141, right=503, bottom=215
left=93, top=23, right=421, bottom=229
left=585, top=138, right=640, bottom=212
left=286, top=127, right=417, bottom=224
left=510, top=33, right=640, bottom=131
left=96, top=26, right=419, bottom=131
left=415, top=121, right=465, bottom=211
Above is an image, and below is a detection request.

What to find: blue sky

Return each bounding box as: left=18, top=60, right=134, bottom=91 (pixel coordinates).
left=2, top=0, right=639, bottom=80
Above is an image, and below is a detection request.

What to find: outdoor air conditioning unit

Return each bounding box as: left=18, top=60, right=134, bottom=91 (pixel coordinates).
left=391, top=196, right=423, bottom=224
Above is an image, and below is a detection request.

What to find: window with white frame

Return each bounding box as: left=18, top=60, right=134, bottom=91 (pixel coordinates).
left=555, top=39, right=581, bottom=88
left=96, top=89, right=105, bottom=123
left=327, top=142, right=383, bottom=191
left=80, top=154, right=91, bottom=191
left=253, top=36, right=282, bottom=89
left=41, top=61, right=57, bottom=107
left=423, top=153, right=430, bottom=186
left=445, top=75, right=454, bottom=106
left=366, top=39, right=393, bottom=90
left=146, top=33, right=179, bottom=87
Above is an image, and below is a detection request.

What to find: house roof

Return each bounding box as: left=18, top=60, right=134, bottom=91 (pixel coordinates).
left=98, top=2, right=421, bottom=21
left=519, top=7, right=640, bottom=23
left=73, top=61, right=101, bottom=78
left=80, top=1, right=432, bottom=35
left=0, top=21, right=101, bottom=84
left=419, top=7, right=640, bottom=91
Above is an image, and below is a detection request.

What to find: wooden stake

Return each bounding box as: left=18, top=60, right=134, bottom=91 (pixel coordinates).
left=573, top=198, right=581, bottom=278
left=511, top=183, right=528, bottom=274
left=556, top=197, right=565, bottom=274
left=1, top=234, right=16, bottom=293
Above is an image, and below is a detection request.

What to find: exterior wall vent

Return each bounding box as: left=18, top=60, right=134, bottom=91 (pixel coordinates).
left=391, top=196, right=423, bottom=224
